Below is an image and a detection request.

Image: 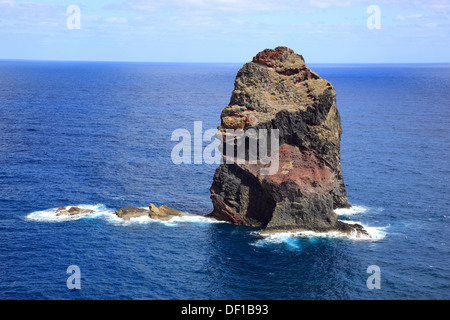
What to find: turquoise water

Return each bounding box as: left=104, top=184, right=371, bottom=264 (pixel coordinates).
left=0, top=61, right=448, bottom=299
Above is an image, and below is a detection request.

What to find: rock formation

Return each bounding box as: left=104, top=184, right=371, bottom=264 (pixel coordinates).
left=114, top=204, right=188, bottom=221
left=114, top=206, right=149, bottom=220
left=209, top=47, right=367, bottom=236
left=56, top=206, right=94, bottom=216
left=149, top=204, right=188, bottom=221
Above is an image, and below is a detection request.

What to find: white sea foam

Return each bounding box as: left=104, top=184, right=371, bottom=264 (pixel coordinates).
left=104, top=214, right=178, bottom=227
left=168, top=214, right=225, bottom=224
left=344, top=220, right=387, bottom=240
left=334, top=205, right=369, bottom=216
left=251, top=232, right=303, bottom=249
left=104, top=213, right=225, bottom=227
left=250, top=221, right=387, bottom=247
left=25, top=204, right=108, bottom=222
left=25, top=204, right=224, bottom=227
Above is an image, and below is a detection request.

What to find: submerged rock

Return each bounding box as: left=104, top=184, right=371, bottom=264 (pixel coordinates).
left=56, top=206, right=94, bottom=216
left=114, top=206, right=149, bottom=220
left=149, top=203, right=188, bottom=221
left=209, top=46, right=366, bottom=235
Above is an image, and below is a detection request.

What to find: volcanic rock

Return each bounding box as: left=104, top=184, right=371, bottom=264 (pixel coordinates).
left=149, top=203, right=188, bottom=221
left=56, top=206, right=94, bottom=216
left=114, top=206, right=149, bottom=220
left=113, top=204, right=188, bottom=221
left=209, top=46, right=366, bottom=236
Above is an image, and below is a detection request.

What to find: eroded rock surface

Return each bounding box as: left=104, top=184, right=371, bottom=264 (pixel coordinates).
left=149, top=204, right=188, bottom=221
left=209, top=46, right=366, bottom=236
left=56, top=206, right=94, bottom=216
left=113, top=204, right=188, bottom=221
left=114, top=206, right=149, bottom=220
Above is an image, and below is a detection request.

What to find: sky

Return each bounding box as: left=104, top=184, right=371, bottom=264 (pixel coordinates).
left=0, top=0, right=449, bottom=63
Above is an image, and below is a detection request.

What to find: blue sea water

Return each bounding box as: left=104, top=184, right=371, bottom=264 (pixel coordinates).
left=0, top=61, right=448, bottom=300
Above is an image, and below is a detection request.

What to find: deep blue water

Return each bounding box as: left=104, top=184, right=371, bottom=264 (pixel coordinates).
left=0, top=61, right=448, bottom=300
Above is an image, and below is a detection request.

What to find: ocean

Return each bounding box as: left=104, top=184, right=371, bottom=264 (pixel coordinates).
left=0, top=61, right=448, bottom=299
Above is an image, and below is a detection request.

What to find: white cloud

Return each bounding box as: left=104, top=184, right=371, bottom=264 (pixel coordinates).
left=105, top=0, right=304, bottom=14
left=103, top=17, right=128, bottom=24
left=308, top=0, right=356, bottom=8
left=105, top=0, right=450, bottom=12
left=395, top=14, right=424, bottom=21
left=82, top=14, right=102, bottom=23
left=0, top=0, right=66, bottom=33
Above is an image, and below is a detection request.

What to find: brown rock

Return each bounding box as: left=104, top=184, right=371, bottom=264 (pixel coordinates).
left=56, top=206, right=94, bottom=216
left=114, top=206, right=149, bottom=220
left=149, top=203, right=188, bottom=221
left=209, top=47, right=364, bottom=235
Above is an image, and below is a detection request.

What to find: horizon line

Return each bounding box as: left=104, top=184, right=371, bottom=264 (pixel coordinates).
left=1, top=58, right=449, bottom=64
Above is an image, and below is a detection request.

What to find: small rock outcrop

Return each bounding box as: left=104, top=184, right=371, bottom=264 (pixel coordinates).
left=113, top=204, right=188, bottom=221
left=56, top=206, right=94, bottom=216
left=114, top=206, right=149, bottom=220
left=209, top=47, right=367, bottom=236
left=149, top=204, right=188, bottom=221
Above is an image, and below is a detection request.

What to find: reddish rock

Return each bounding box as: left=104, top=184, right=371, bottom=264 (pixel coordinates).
left=209, top=47, right=366, bottom=235
left=252, top=47, right=295, bottom=68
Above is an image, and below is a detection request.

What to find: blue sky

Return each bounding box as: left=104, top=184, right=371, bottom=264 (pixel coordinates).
left=0, top=0, right=449, bottom=63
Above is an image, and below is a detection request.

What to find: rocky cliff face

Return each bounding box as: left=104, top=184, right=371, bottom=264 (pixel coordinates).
left=209, top=47, right=365, bottom=234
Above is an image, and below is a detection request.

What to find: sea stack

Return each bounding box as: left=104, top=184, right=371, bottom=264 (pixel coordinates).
left=209, top=47, right=366, bottom=235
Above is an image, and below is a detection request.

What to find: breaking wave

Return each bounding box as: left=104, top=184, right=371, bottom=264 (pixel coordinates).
left=24, top=204, right=224, bottom=227
left=334, top=205, right=369, bottom=216
left=250, top=221, right=387, bottom=248
left=26, top=203, right=385, bottom=248
left=25, top=204, right=109, bottom=222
